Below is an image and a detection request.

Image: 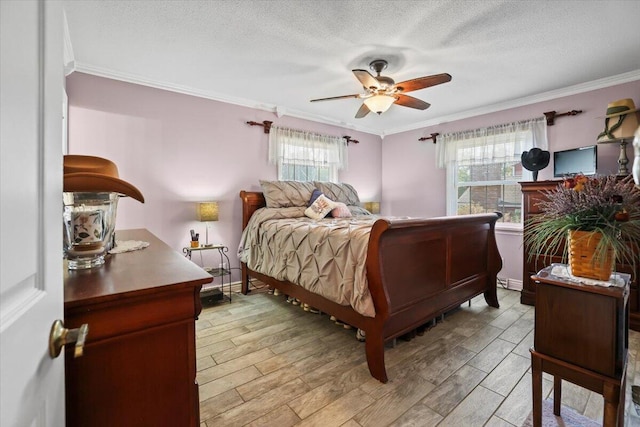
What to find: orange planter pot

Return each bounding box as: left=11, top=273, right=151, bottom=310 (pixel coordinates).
left=568, top=230, right=614, bottom=280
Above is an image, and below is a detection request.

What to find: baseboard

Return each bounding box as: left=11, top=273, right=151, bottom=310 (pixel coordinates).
left=498, top=277, right=523, bottom=291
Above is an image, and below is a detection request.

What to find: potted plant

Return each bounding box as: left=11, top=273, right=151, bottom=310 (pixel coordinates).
left=524, top=174, right=640, bottom=280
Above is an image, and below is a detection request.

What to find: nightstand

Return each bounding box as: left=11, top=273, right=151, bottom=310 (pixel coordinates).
left=531, top=264, right=630, bottom=427
left=183, top=244, right=232, bottom=303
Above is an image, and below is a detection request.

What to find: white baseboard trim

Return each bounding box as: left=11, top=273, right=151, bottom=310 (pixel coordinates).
left=507, top=278, right=523, bottom=291
left=498, top=276, right=523, bottom=291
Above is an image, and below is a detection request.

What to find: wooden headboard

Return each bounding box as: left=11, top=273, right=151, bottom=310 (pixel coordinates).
left=239, top=191, right=266, bottom=230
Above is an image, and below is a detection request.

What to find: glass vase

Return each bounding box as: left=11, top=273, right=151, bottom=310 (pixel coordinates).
left=63, top=192, right=119, bottom=270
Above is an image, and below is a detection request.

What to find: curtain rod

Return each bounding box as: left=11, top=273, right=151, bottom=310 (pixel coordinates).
left=543, top=110, right=582, bottom=126
left=417, top=110, right=581, bottom=143
left=246, top=120, right=273, bottom=133
left=246, top=120, right=359, bottom=144
left=418, top=133, right=439, bottom=144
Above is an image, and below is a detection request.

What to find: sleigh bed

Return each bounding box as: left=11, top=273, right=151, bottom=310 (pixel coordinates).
left=239, top=182, right=502, bottom=383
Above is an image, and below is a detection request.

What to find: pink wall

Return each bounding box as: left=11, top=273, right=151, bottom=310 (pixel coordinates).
left=67, top=72, right=638, bottom=289
left=66, top=73, right=382, bottom=282
left=382, top=80, right=640, bottom=286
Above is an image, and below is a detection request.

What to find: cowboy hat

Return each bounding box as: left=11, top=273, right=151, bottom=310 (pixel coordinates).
left=600, top=98, right=640, bottom=118
left=597, top=99, right=640, bottom=143
left=64, top=155, right=145, bottom=203
left=521, top=148, right=550, bottom=182
left=521, top=148, right=550, bottom=171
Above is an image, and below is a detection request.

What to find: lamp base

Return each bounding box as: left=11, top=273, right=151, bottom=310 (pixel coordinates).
left=599, top=138, right=630, bottom=175
left=617, top=139, right=630, bottom=175
left=204, top=243, right=213, bottom=247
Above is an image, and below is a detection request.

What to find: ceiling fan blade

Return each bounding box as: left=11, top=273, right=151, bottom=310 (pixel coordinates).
left=310, top=94, right=360, bottom=102
left=355, top=103, right=370, bottom=118
left=394, top=94, right=430, bottom=110
left=395, top=73, right=452, bottom=93
left=352, top=69, right=380, bottom=90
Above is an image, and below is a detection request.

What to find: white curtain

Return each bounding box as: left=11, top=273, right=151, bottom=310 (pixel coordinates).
left=436, top=117, right=548, bottom=169
left=268, top=125, right=348, bottom=170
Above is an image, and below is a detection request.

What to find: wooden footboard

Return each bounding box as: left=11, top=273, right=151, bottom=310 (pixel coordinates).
left=239, top=191, right=502, bottom=383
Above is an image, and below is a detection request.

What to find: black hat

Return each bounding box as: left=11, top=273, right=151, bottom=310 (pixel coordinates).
left=521, top=148, right=550, bottom=172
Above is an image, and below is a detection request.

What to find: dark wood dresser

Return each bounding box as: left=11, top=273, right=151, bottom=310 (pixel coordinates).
left=520, top=180, right=640, bottom=331
left=63, top=229, right=212, bottom=427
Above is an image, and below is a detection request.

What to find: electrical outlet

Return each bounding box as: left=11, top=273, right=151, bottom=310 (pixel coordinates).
left=219, top=262, right=228, bottom=270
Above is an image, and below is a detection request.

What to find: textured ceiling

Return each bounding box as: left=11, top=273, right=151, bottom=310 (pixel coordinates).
left=63, top=0, right=640, bottom=136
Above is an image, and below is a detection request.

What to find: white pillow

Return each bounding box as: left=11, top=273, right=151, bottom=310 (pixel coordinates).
left=304, top=194, right=336, bottom=220
left=331, top=202, right=352, bottom=218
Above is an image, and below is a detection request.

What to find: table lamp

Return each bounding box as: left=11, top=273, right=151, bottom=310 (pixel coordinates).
left=596, top=98, right=640, bottom=176
left=364, top=201, right=380, bottom=214
left=197, top=201, right=218, bottom=247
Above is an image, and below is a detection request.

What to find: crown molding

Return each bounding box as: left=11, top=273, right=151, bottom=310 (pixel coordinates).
left=73, top=63, right=639, bottom=139
left=62, top=10, right=75, bottom=76
left=73, top=63, right=384, bottom=138
left=383, top=70, right=640, bottom=136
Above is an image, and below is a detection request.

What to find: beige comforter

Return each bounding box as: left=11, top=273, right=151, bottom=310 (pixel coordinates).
left=238, top=207, right=377, bottom=317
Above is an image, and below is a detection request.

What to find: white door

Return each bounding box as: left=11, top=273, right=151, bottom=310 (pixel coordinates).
left=1, top=1, right=65, bottom=426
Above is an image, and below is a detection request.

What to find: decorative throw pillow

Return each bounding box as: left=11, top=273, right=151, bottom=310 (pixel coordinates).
left=260, top=180, right=315, bottom=208
left=304, top=194, right=336, bottom=220
left=330, top=202, right=352, bottom=218
left=307, top=188, right=323, bottom=206
left=314, top=181, right=361, bottom=205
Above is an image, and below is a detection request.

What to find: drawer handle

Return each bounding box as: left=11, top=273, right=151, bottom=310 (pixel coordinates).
left=48, top=319, right=89, bottom=359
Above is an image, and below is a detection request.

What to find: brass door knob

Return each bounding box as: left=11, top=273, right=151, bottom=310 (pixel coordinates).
left=48, top=319, right=89, bottom=359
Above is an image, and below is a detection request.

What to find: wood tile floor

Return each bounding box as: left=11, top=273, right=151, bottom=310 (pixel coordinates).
left=196, top=286, right=640, bottom=426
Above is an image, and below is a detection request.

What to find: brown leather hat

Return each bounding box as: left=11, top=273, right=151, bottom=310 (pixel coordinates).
left=64, top=155, right=145, bottom=203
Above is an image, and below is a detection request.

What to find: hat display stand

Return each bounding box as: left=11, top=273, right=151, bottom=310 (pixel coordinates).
left=521, top=148, right=550, bottom=182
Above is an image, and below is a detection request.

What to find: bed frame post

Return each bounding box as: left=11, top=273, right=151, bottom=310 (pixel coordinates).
left=239, top=191, right=266, bottom=295
left=241, top=262, right=249, bottom=294
left=365, top=331, right=388, bottom=383
left=483, top=212, right=502, bottom=308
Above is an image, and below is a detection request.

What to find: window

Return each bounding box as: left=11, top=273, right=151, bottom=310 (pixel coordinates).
left=437, top=117, right=547, bottom=225
left=268, top=126, right=347, bottom=182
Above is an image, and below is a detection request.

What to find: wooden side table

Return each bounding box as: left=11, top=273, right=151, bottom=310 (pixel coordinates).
left=531, top=265, right=630, bottom=427
left=183, top=243, right=232, bottom=302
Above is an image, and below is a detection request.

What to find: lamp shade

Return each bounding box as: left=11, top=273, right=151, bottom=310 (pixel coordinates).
left=364, top=201, right=380, bottom=214
left=363, top=95, right=395, bottom=115
left=597, top=111, right=640, bottom=143
left=197, top=201, right=218, bottom=222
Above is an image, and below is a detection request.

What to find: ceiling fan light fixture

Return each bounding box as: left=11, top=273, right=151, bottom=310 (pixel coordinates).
left=363, top=94, right=395, bottom=115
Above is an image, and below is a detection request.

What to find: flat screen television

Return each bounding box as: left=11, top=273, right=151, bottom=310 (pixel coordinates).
left=553, top=145, right=597, bottom=177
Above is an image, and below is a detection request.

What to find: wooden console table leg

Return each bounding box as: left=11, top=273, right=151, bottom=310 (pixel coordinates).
left=617, top=370, right=626, bottom=427
left=531, top=351, right=543, bottom=427
left=553, top=375, right=562, bottom=416
left=603, top=381, right=620, bottom=427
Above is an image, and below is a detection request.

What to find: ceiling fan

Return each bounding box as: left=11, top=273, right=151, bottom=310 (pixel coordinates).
left=310, top=59, right=452, bottom=118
